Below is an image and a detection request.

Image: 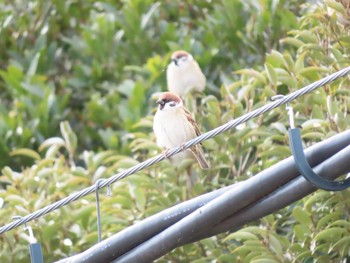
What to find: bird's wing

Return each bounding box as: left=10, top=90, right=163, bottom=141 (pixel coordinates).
left=183, top=107, right=201, bottom=137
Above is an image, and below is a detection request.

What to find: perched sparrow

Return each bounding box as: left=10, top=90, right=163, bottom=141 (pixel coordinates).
left=166, top=50, right=206, bottom=98
left=153, top=92, right=210, bottom=169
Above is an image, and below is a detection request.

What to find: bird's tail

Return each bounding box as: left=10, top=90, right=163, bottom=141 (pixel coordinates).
left=190, top=146, right=210, bottom=170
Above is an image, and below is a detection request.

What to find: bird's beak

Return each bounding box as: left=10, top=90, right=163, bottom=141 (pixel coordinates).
left=156, top=99, right=165, bottom=106
left=156, top=99, right=165, bottom=110
left=171, top=58, right=178, bottom=66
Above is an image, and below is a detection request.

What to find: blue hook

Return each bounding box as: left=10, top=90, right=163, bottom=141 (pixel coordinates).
left=12, top=216, right=44, bottom=263
left=289, top=128, right=350, bottom=191
left=276, top=95, right=350, bottom=191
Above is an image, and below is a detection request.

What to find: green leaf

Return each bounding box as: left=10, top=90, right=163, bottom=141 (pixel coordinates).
left=251, top=259, right=279, bottom=263
left=129, top=138, right=159, bottom=152
left=73, top=206, right=95, bottom=229
left=0, top=65, right=25, bottom=95
left=304, top=191, right=329, bottom=212
left=294, top=52, right=305, bottom=74
left=244, top=252, right=262, bottom=263
left=129, top=81, right=145, bottom=119
left=268, top=233, right=283, bottom=257
left=224, top=231, right=258, bottom=242
left=302, top=132, right=325, bottom=140
left=311, top=105, right=324, bottom=119
left=294, top=224, right=311, bottom=240
left=27, top=53, right=41, bottom=77
left=264, top=63, right=277, bottom=85
left=266, top=50, right=286, bottom=68
left=131, top=186, right=146, bottom=211
left=299, top=66, right=329, bottom=80
left=283, top=53, right=295, bottom=71
left=326, top=95, right=338, bottom=117
left=243, top=226, right=266, bottom=236
left=235, top=69, right=266, bottom=84
left=293, top=30, right=318, bottom=44
left=217, top=254, right=238, bottom=262
left=301, top=119, right=326, bottom=129
left=331, top=236, right=350, bottom=255
left=45, top=145, right=62, bottom=158
left=2, top=166, right=14, bottom=178
left=42, top=222, right=61, bottom=241
left=6, top=195, right=29, bottom=205
left=60, top=121, right=77, bottom=155
left=329, top=219, right=350, bottom=228
left=331, top=48, right=345, bottom=62
left=66, top=176, right=91, bottom=187
left=314, top=227, right=348, bottom=242
left=294, top=251, right=312, bottom=262
left=10, top=148, right=41, bottom=160
left=280, top=37, right=304, bottom=48
left=292, top=206, right=312, bottom=225
left=233, top=241, right=266, bottom=254
left=113, top=157, right=140, bottom=169
left=141, top=2, right=161, bottom=29
left=39, top=137, right=66, bottom=151
left=325, top=0, right=346, bottom=14
left=316, top=212, right=341, bottom=231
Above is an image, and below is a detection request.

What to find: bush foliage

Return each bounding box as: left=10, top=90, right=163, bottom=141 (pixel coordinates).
left=0, top=0, right=349, bottom=262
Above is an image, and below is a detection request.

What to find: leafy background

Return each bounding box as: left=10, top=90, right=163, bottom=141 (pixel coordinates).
left=0, top=0, right=350, bottom=262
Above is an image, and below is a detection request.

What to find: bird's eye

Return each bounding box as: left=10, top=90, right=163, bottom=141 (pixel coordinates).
left=169, top=102, right=176, bottom=107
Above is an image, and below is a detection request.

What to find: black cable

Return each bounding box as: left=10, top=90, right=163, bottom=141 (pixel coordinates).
left=194, top=143, right=350, bottom=241
left=55, top=185, right=236, bottom=263
left=58, top=129, right=350, bottom=263
left=116, top=143, right=350, bottom=263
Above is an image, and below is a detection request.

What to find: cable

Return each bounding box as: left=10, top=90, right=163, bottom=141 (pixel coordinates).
left=115, top=145, right=350, bottom=263
left=1, top=66, right=350, bottom=235
left=57, top=128, right=350, bottom=263
left=193, top=144, right=350, bottom=242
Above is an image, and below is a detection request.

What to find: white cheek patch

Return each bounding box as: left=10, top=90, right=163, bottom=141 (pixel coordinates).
left=164, top=103, right=175, bottom=110
left=163, top=103, right=173, bottom=110
left=162, top=101, right=182, bottom=110
left=176, top=59, right=187, bottom=68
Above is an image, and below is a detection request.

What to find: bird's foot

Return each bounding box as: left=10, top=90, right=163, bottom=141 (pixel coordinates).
left=162, top=148, right=170, bottom=159
left=179, top=143, right=186, bottom=151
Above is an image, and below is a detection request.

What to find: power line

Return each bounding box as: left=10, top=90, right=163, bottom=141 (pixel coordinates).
left=1, top=66, right=350, bottom=235
left=57, top=129, right=350, bottom=263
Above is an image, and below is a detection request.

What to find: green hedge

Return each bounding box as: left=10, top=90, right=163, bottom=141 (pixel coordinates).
left=0, top=0, right=349, bottom=262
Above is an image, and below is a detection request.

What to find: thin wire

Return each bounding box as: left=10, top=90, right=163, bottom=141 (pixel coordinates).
left=12, top=216, right=37, bottom=244
left=1, top=66, right=350, bottom=235
left=95, top=179, right=105, bottom=243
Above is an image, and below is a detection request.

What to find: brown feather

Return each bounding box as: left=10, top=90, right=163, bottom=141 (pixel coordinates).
left=183, top=108, right=200, bottom=136
left=171, top=50, right=189, bottom=60
left=189, top=146, right=210, bottom=170
left=183, top=106, right=210, bottom=169
left=158, top=92, right=182, bottom=104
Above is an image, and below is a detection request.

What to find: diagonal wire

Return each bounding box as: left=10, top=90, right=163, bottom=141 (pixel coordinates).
left=1, top=66, right=350, bottom=235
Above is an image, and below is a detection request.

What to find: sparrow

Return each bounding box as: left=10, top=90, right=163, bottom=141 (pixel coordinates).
left=153, top=92, right=210, bottom=170
left=166, top=50, right=206, bottom=98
